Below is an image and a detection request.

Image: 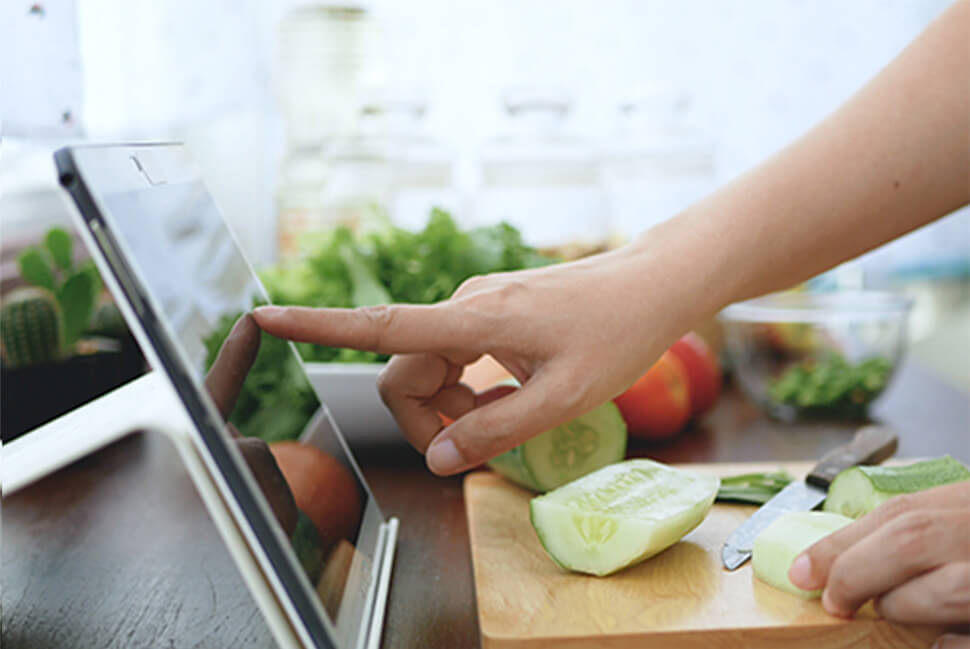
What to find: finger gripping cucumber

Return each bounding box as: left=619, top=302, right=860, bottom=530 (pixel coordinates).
left=529, top=459, right=719, bottom=576
left=823, top=456, right=970, bottom=518
left=487, top=401, right=627, bottom=492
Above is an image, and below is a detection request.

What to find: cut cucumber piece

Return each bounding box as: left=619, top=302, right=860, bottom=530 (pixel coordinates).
left=753, top=511, right=852, bottom=598
left=823, top=456, right=970, bottom=519
left=487, top=401, right=627, bottom=492
left=529, top=459, right=719, bottom=576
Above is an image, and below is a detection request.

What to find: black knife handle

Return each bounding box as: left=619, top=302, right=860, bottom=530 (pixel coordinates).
left=806, top=425, right=899, bottom=490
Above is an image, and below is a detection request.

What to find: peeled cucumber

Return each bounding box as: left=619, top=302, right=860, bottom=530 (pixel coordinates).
left=823, top=456, right=970, bottom=519
left=487, top=401, right=627, bottom=492
left=752, top=511, right=853, bottom=598
left=529, top=459, right=719, bottom=576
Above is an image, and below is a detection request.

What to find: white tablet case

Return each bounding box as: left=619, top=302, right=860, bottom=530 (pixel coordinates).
left=1, top=371, right=398, bottom=649
left=1, top=147, right=398, bottom=649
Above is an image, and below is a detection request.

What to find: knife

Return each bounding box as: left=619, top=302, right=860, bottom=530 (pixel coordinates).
left=721, top=425, right=898, bottom=571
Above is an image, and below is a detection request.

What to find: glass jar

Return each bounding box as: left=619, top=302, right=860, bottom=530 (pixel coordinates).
left=476, top=88, right=608, bottom=258
left=274, top=3, right=381, bottom=258
left=275, top=4, right=377, bottom=145
left=376, top=95, right=457, bottom=231
left=316, top=90, right=456, bottom=234
left=601, top=89, right=717, bottom=242
left=276, top=144, right=329, bottom=258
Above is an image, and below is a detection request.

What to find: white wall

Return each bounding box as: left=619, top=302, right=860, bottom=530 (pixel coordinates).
left=5, top=0, right=963, bottom=271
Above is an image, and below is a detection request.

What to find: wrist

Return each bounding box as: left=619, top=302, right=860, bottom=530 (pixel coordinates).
left=624, top=210, right=742, bottom=338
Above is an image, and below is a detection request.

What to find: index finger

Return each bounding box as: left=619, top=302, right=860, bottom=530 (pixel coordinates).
left=253, top=304, right=488, bottom=356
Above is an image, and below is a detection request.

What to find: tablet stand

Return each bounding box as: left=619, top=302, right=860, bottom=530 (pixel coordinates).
left=2, top=372, right=398, bottom=649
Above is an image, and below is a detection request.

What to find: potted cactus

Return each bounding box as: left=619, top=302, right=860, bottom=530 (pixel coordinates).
left=0, top=227, right=145, bottom=442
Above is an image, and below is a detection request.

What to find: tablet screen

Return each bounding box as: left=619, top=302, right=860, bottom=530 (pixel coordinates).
left=91, top=172, right=384, bottom=649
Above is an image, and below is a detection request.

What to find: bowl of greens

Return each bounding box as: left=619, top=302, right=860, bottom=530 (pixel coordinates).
left=205, top=208, right=557, bottom=445
left=719, top=291, right=911, bottom=422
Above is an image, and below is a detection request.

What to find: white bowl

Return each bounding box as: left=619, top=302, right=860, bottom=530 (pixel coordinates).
left=304, top=362, right=401, bottom=445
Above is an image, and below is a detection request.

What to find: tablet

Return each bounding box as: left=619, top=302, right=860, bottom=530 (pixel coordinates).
left=54, top=143, right=397, bottom=649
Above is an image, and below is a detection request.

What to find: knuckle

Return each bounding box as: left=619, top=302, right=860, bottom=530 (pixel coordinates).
left=357, top=304, right=397, bottom=349
left=879, top=493, right=919, bottom=520
left=889, top=511, right=935, bottom=559
left=494, top=278, right=528, bottom=304
left=456, top=275, right=527, bottom=309
left=453, top=274, right=489, bottom=298
left=554, top=379, right=588, bottom=414
left=551, top=367, right=598, bottom=415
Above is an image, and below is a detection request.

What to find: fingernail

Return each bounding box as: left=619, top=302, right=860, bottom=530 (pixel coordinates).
left=427, top=438, right=463, bottom=475
left=788, top=554, right=815, bottom=589
left=253, top=306, right=284, bottom=319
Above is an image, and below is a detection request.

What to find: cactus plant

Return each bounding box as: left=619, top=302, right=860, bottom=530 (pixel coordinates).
left=1, top=287, right=64, bottom=368
left=17, top=226, right=104, bottom=349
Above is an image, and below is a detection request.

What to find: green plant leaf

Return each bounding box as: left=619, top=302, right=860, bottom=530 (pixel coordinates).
left=18, top=247, right=56, bottom=291
left=58, top=271, right=98, bottom=346
left=339, top=246, right=391, bottom=307
left=45, top=227, right=74, bottom=271
left=78, top=259, right=103, bottom=300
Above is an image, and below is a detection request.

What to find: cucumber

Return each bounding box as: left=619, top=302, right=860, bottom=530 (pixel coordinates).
left=823, top=456, right=970, bottom=518
left=487, top=401, right=627, bottom=492
left=752, top=511, right=853, bottom=598
left=529, top=459, right=719, bottom=576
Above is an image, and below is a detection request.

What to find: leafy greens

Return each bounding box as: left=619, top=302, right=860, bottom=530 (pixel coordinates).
left=203, top=208, right=555, bottom=441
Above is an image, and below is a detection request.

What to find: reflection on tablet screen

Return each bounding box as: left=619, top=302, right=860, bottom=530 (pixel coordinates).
left=102, top=181, right=380, bottom=647
left=203, top=313, right=363, bottom=619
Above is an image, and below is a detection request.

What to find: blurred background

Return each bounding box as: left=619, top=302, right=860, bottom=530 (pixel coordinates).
left=1, top=0, right=967, bottom=397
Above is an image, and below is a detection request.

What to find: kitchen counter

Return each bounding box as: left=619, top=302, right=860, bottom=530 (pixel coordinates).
left=2, top=361, right=967, bottom=649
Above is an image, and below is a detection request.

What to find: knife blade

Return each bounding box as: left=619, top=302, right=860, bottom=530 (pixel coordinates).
left=721, top=425, right=898, bottom=571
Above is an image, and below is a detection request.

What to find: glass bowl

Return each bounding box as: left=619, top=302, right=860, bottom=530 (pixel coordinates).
left=719, top=291, right=912, bottom=421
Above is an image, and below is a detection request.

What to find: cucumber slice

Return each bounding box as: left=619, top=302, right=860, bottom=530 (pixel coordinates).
left=823, top=456, right=970, bottom=518
left=529, top=459, right=719, bottom=576
left=487, top=401, right=627, bottom=492
left=752, top=511, right=853, bottom=598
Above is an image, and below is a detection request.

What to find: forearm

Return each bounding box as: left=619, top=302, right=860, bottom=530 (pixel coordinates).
left=636, top=0, right=969, bottom=327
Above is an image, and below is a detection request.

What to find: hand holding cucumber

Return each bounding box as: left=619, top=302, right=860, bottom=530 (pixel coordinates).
left=788, top=480, right=970, bottom=625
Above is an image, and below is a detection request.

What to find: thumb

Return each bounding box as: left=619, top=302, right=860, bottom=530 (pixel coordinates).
left=425, top=367, right=588, bottom=475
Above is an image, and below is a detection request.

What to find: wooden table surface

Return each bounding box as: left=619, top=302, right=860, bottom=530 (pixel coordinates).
left=3, top=361, right=968, bottom=649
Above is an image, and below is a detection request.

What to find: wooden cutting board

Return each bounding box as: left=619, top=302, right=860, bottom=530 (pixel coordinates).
left=464, top=462, right=945, bottom=649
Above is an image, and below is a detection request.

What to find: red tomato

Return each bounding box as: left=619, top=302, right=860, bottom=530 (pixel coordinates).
left=614, top=351, right=691, bottom=439
left=269, top=442, right=363, bottom=552
left=668, top=331, right=723, bottom=416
